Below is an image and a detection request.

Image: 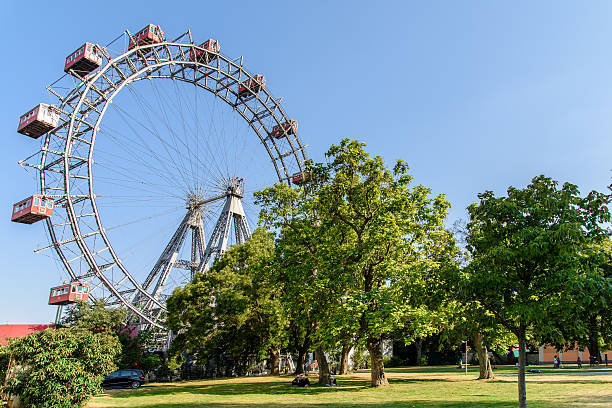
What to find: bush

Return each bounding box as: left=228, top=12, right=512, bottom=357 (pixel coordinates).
left=1, top=327, right=121, bottom=408
left=0, top=347, right=9, bottom=384
left=352, top=347, right=370, bottom=370
left=383, top=355, right=404, bottom=367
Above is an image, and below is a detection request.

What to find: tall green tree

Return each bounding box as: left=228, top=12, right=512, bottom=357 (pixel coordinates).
left=463, top=175, right=610, bottom=408
left=257, top=139, right=456, bottom=387
left=166, top=229, right=288, bottom=375
left=63, top=300, right=160, bottom=372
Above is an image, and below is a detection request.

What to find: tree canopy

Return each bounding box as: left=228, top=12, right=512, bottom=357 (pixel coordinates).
left=167, top=229, right=287, bottom=375
left=462, top=175, right=611, bottom=408
left=257, top=139, right=457, bottom=386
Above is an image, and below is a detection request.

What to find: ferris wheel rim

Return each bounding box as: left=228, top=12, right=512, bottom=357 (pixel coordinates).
left=37, top=34, right=307, bottom=329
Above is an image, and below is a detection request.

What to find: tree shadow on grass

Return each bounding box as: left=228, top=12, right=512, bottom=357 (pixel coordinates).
left=525, top=379, right=612, bottom=385
left=110, top=376, right=460, bottom=400
left=94, top=399, right=534, bottom=408
left=110, top=379, right=368, bottom=399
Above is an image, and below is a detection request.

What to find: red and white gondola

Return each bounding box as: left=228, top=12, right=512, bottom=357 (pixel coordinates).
left=271, top=120, right=298, bottom=139
left=189, top=39, right=220, bottom=64
left=11, top=195, right=54, bottom=224
left=64, top=42, right=103, bottom=76
left=238, top=75, right=266, bottom=98
left=128, top=24, right=165, bottom=50
left=17, top=104, right=60, bottom=139
left=48, top=282, right=91, bottom=306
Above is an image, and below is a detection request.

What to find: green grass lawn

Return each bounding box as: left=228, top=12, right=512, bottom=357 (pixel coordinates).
left=88, top=365, right=612, bottom=408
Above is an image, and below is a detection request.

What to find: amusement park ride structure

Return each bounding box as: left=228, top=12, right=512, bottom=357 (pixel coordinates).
left=12, top=24, right=307, bottom=340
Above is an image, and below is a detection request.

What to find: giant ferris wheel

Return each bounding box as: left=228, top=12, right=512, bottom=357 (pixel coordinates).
left=14, top=25, right=307, bottom=330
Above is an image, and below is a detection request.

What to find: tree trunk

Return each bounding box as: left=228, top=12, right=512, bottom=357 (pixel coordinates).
left=295, top=349, right=307, bottom=375
left=269, top=349, right=280, bottom=376
left=339, top=343, right=351, bottom=375
left=315, top=346, right=330, bottom=385
left=587, top=316, right=601, bottom=364
left=366, top=336, right=389, bottom=387
left=517, top=326, right=527, bottom=408
left=474, top=332, right=494, bottom=379
left=588, top=341, right=601, bottom=364
left=415, top=338, right=423, bottom=366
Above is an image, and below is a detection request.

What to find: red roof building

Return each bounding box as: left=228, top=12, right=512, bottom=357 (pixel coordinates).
left=0, top=324, right=54, bottom=346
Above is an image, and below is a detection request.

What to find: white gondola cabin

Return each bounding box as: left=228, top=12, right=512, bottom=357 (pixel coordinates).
left=271, top=120, right=298, bottom=139
left=48, top=282, right=90, bottom=306
left=64, top=43, right=103, bottom=76
left=11, top=195, right=54, bottom=224
left=190, top=39, right=220, bottom=64
left=17, top=104, right=60, bottom=139
left=128, top=24, right=165, bottom=50
left=238, top=75, right=266, bottom=97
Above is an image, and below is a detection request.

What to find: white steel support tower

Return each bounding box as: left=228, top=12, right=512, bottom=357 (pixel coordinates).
left=135, top=178, right=251, bottom=331
left=198, top=178, right=251, bottom=274
left=133, top=192, right=207, bottom=323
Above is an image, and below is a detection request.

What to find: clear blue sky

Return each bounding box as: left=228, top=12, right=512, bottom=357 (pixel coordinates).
left=1, top=1, right=610, bottom=324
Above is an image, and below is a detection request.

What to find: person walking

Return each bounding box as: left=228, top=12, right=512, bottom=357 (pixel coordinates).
left=553, top=355, right=559, bottom=368
left=577, top=356, right=582, bottom=368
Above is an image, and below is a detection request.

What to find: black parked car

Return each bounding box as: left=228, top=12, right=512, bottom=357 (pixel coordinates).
left=102, top=369, right=145, bottom=389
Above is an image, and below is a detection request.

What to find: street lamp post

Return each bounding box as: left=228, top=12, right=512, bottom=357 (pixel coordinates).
left=462, top=340, right=468, bottom=375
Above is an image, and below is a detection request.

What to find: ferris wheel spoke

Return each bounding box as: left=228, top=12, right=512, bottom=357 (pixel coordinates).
left=94, top=154, right=187, bottom=199
left=106, top=96, right=193, bottom=192
left=145, top=79, right=195, bottom=189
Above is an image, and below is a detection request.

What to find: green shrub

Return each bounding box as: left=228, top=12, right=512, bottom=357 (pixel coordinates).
left=352, top=347, right=370, bottom=370
left=383, top=355, right=404, bottom=367
left=1, top=327, right=121, bottom=408
left=0, top=346, right=8, bottom=384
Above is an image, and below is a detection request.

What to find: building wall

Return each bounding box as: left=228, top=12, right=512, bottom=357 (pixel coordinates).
left=0, top=324, right=54, bottom=346
left=539, top=345, right=611, bottom=364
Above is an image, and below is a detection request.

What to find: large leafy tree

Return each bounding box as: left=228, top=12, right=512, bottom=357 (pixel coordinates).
left=166, top=229, right=288, bottom=375
left=63, top=300, right=161, bottom=372
left=257, top=139, right=456, bottom=387
left=463, top=175, right=610, bottom=408
left=1, top=328, right=120, bottom=408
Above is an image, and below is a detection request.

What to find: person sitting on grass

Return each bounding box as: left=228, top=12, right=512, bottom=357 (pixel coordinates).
left=291, top=373, right=310, bottom=387
left=326, top=375, right=337, bottom=387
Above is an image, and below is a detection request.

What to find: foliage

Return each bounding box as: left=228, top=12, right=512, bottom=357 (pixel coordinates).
left=569, top=237, right=612, bottom=357
left=63, top=300, right=160, bottom=373
left=351, top=346, right=370, bottom=370
left=167, top=229, right=288, bottom=373
left=118, top=328, right=160, bottom=373
left=257, top=139, right=457, bottom=386
left=0, top=346, right=8, bottom=392
left=1, top=327, right=121, bottom=408
left=62, top=299, right=127, bottom=333
left=462, top=175, right=611, bottom=407
left=383, top=355, right=404, bottom=368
